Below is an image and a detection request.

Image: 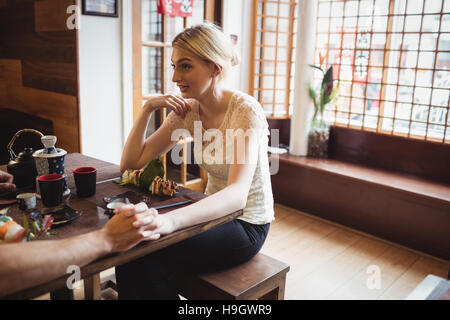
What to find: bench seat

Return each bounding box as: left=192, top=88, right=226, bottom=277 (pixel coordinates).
left=171, top=253, right=290, bottom=300
left=271, top=154, right=450, bottom=260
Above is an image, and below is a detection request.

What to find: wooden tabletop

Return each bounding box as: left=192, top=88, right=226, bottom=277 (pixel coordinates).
left=3, top=153, right=242, bottom=299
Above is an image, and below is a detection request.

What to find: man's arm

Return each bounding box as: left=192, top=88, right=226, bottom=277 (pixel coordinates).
left=0, top=205, right=159, bottom=298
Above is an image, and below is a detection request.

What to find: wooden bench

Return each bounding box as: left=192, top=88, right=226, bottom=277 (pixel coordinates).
left=171, top=253, right=290, bottom=300
left=88, top=253, right=290, bottom=300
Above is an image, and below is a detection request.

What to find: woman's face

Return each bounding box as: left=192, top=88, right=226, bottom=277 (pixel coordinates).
left=171, top=47, right=217, bottom=99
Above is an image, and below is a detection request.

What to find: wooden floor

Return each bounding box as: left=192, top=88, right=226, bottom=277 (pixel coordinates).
left=35, top=203, right=449, bottom=300
left=261, top=204, right=449, bottom=300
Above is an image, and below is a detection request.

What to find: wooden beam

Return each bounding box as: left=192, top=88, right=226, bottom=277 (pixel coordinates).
left=132, top=0, right=142, bottom=123
left=204, top=0, right=215, bottom=23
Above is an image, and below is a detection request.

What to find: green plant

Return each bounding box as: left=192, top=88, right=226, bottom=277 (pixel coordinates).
left=308, top=55, right=339, bottom=129
left=23, top=214, right=57, bottom=241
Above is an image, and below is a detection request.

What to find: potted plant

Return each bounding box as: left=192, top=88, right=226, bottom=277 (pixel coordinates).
left=307, top=53, right=339, bottom=158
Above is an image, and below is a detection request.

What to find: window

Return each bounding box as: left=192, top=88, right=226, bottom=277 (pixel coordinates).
left=250, top=0, right=299, bottom=118
left=316, top=0, right=450, bottom=143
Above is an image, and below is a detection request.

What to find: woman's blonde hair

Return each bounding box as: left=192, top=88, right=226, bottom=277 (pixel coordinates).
left=172, top=22, right=239, bottom=80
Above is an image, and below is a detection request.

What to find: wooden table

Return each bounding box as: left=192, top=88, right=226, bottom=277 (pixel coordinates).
left=3, top=153, right=242, bottom=299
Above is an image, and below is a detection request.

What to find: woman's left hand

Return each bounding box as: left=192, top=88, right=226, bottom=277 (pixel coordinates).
left=114, top=202, right=176, bottom=238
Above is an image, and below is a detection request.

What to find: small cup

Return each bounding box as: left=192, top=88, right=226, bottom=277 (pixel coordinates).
left=16, top=193, right=37, bottom=211
left=38, top=174, right=64, bottom=207
left=73, top=167, right=97, bottom=198
left=106, top=202, right=127, bottom=210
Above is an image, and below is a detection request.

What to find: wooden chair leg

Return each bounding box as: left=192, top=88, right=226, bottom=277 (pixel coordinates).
left=259, top=288, right=280, bottom=300
left=276, top=274, right=286, bottom=299
left=84, top=273, right=101, bottom=300
left=258, top=275, right=286, bottom=300
left=50, top=287, right=74, bottom=300
left=200, top=168, right=208, bottom=192
left=181, top=142, right=187, bottom=185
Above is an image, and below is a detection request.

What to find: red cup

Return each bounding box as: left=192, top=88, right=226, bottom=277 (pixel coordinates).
left=73, top=167, right=97, bottom=197
left=38, top=174, right=64, bottom=207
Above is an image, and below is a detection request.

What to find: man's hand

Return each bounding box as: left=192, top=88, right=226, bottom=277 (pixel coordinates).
left=100, top=205, right=161, bottom=253
left=0, top=171, right=15, bottom=192
left=115, top=202, right=176, bottom=238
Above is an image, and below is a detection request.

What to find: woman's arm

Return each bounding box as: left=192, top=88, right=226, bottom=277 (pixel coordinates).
left=120, top=95, right=191, bottom=172
left=130, top=132, right=259, bottom=235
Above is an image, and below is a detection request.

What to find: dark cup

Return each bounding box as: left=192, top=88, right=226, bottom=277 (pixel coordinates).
left=73, top=167, right=97, bottom=197
left=38, top=174, right=64, bottom=207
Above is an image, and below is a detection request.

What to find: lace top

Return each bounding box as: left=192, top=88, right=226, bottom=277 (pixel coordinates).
left=163, top=90, right=274, bottom=225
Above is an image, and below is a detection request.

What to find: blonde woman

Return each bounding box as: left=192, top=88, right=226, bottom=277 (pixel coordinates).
left=116, top=23, right=274, bottom=299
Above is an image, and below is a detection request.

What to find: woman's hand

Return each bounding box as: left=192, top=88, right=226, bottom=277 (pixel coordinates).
left=115, top=202, right=177, bottom=238
left=100, top=206, right=161, bottom=253
left=145, top=94, right=191, bottom=119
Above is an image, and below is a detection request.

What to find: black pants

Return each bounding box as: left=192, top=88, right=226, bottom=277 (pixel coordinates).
left=115, top=219, right=270, bottom=300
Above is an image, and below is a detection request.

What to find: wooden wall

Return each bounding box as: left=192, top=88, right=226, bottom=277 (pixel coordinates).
left=0, top=0, right=80, bottom=153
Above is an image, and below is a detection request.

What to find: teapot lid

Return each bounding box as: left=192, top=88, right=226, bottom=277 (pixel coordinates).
left=33, top=148, right=67, bottom=158
left=33, top=135, right=67, bottom=158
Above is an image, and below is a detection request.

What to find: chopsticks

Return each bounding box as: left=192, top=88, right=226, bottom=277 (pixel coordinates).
left=150, top=199, right=192, bottom=210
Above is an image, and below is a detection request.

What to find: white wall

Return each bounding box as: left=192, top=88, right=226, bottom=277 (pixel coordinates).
left=78, top=5, right=124, bottom=165
left=222, top=0, right=251, bottom=94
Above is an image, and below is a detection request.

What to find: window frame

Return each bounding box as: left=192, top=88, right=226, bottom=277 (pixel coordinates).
left=315, top=0, right=450, bottom=144
left=249, top=0, right=298, bottom=119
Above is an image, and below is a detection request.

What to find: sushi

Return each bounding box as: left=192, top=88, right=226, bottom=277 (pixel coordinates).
left=0, top=216, right=26, bottom=243
left=150, top=176, right=178, bottom=197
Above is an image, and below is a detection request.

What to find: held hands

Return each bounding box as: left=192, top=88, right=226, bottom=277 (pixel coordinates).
left=145, top=94, right=191, bottom=119
left=116, top=202, right=175, bottom=238
left=0, top=170, right=15, bottom=192
left=101, top=203, right=161, bottom=253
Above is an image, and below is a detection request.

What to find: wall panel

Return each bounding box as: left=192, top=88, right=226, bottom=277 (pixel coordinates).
left=0, top=0, right=80, bottom=153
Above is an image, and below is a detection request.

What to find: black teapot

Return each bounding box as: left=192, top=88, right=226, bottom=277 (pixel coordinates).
left=6, top=129, right=43, bottom=188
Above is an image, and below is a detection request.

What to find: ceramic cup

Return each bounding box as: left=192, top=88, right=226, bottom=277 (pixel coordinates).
left=73, top=167, right=97, bottom=197
left=16, top=193, right=37, bottom=211
left=38, top=174, right=64, bottom=207
left=106, top=202, right=127, bottom=211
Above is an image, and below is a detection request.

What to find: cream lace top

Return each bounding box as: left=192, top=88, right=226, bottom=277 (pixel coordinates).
left=163, top=90, right=274, bottom=225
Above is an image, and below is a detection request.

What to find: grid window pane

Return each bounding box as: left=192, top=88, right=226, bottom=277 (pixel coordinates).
left=142, top=0, right=162, bottom=42
left=187, top=0, right=205, bottom=27
left=316, top=0, right=450, bottom=142
left=166, top=16, right=185, bottom=43
left=441, top=14, right=450, bottom=32
left=251, top=0, right=298, bottom=118
left=424, top=0, right=442, bottom=14
left=142, top=47, right=162, bottom=96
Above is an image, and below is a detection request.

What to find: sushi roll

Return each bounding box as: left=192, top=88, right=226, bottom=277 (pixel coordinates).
left=149, top=176, right=178, bottom=197
left=150, top=176, right=163, bottom=195
left=0, top=219, right=26, bottom=243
